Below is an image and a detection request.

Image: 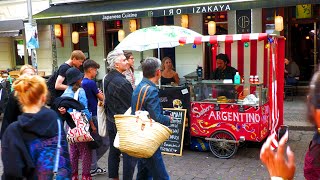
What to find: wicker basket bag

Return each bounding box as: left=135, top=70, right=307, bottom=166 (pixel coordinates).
left=114, top=114, right=172, bottom=158
left=114, top=84, right=172, bottom=158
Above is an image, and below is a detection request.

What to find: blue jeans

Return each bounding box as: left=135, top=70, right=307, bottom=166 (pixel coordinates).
left=107, top=120, right=137, bottom=179
left=136, top=148, right=170, bottom=180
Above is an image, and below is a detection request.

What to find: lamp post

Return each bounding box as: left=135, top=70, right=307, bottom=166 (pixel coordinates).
left=27, top=0, right=38, bottom=72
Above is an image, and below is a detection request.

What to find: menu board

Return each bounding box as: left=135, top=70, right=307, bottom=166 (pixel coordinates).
left=160, top=108, right=187, bottom=156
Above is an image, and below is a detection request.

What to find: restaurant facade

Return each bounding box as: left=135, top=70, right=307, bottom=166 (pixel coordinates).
left=4, top=0, right=320, bottom=81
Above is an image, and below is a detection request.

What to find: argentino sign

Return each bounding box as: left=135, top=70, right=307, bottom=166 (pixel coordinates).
left=101, top=4, right=231, bottom=21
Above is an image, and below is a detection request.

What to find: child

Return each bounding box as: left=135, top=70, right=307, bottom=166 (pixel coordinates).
left=81, top=59, right=109, bottom=176
left=61, top=67, right=96, bottom=180
left=1, top=75, right=71, bottom=179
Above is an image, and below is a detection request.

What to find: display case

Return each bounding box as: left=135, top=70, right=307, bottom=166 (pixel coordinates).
left=190, top=80, right=268, bottom=106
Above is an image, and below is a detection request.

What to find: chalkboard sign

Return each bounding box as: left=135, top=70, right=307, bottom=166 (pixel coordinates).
left=160, top=108, right=187, bottom=156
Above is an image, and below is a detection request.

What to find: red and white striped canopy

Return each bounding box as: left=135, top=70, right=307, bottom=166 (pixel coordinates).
left=178, top=33, right=269, bottom=45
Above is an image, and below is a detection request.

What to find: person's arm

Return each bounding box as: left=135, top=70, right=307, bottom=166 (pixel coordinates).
left=260, top=132, right=295, bottom=180
left=115, top=82, right=133, bottom=114
left=144, top=88, right=170, bottom=126
left=173, top=72, right=180, bottom=85
left=55, top=75, right=68, bottom=90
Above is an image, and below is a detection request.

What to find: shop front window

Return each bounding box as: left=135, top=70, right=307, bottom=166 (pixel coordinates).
left=72, top=23, right=89, bottom=58
left=14, top=39, right=31, bottom=67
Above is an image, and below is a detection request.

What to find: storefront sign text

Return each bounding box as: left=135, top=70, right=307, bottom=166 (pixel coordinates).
left=102, top=12, right=138, bottom=21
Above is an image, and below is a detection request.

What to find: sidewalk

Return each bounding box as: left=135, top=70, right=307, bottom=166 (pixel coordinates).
left=284, top=96, right=313, bottom=131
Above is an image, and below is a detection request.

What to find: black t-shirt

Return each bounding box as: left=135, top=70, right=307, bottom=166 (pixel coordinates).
left=211, top=66, right=238, bottom=99
left=211, top=66, right=237, bottom=80
left=56, top=63, right=72, bottom=97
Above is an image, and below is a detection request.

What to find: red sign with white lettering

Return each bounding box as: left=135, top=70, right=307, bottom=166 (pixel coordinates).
left=190, top=102, right=270, bottom=142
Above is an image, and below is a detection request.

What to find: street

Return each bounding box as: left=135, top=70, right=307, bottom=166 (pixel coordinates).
left=87, top=130, right=312, bottom=180
left=0, top=96, right=314, bottom=179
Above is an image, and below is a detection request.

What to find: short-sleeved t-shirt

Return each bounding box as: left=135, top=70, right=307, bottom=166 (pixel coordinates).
left=82, top=77, right=99, bottom=116
left=56, top=63, right=72, bottom=97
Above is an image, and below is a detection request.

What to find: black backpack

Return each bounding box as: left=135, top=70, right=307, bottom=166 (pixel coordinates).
left=46, top=70, right=59, bottom=105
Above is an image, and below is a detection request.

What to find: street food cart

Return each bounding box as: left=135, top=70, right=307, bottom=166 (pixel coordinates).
left=179, top=33, right=285, bottom=158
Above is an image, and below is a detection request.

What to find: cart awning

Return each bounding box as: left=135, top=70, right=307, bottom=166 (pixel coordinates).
left=34, top=0, right=319, bottom=25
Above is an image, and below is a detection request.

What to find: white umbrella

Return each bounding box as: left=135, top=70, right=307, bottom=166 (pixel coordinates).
left=115, top=25, right=202, bottom=54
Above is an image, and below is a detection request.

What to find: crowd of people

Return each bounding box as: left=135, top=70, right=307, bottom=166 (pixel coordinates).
left=1, top=48, right=319, bottom=179
left=0, top=49, right=172, bottom=179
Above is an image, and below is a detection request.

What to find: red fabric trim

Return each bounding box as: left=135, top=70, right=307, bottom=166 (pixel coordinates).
left=178, top=37, right=186, bottom=44
left=225, top=35, right=233, bottom=43
left=268, top=43, right=273, bottom=131
left=258, top=33, right=268, bottom=41
left=225, top=43, right=232, bottom=65
left=277, top=38, right=285, bottom=130
left=211, top=44, right=217, bottom=70
left=209, top=36, right=217, bottom=45
left=250, top=40, right=257, bottom=76
left=263, top=40, right=268, bottom=86
left=194, top=36, right=202, bottom=45
left=241, top=34, right=250, bottom=42
left=237, top=41, right=244, bottom=75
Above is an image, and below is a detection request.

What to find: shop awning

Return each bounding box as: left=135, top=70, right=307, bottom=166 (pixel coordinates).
left=34, top=0, right=319, bottom=25
left=0, top=19, right=24, bottom=37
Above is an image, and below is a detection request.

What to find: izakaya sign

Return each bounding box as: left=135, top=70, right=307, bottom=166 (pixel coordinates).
left=101, top=3, right=231, bottom=21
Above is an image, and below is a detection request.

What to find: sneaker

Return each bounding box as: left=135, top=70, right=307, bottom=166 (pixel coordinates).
left=90, top=167, right=107, bottom=176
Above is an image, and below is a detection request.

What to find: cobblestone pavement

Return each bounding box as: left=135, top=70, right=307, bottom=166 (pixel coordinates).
left=0, top=96, right=314, bottom=179
left=91, top=131, right=313, bottom=180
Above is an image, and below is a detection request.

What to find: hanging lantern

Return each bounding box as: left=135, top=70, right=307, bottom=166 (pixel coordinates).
left=54, top=24, right=62, bottom=37
left=129, top=19, right=137, bottom=32
left=72, top=31, right=79, bottom=44
left=181, top=15, right=189, bottom=28
left=88, top=22, right=95, bottom=35
left=208, top=21, right=216, bottom=35
left=274, top=15, right=284, bottom=31
left=118, top=29, right=125, bottom=42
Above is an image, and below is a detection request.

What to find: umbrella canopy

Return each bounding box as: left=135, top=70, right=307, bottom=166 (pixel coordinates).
left=115, top=25, right=202, bottom=52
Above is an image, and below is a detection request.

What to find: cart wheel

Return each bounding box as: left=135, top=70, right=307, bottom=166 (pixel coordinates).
left=209, top=130, right=238, bottom=159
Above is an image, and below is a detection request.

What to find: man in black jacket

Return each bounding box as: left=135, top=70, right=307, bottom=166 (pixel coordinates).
left=104, top=49, right=136, bottom=180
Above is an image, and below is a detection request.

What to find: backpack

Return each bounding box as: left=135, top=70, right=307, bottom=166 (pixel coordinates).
left=46, top=70, right=59, bottom=106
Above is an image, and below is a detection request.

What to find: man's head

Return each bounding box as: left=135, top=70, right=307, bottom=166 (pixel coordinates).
left=216, top=53, right=229, bottom=70
left=285, top=58, right=290, bottom=65
left=141, top=57, right=161, bottom=81
left=70, top=50, right=86, bottom=69
left=107, top=49, right=128, bottom=73
left=83, top=59, right=100, bottom=78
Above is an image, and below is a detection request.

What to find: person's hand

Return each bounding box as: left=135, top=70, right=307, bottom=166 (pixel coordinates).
left=58, top=107, right=67, bottom=115
left=90, top=123, right=97, bottom=134
left=260, top=131, right=295, bottom=180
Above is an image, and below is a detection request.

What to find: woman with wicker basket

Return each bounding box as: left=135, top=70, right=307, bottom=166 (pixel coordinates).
left=131, top=57, right=171, bottom=179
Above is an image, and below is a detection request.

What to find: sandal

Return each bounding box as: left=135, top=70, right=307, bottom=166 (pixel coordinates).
left=90, top=167, right=107, bottom=176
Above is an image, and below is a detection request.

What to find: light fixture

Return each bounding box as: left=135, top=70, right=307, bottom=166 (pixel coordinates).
left=87, top=22, right=97, bottom=46
left=54, top=24, right=64, bottom=47
left=274, top=15, right=284, bottom=31
left=129, top=19, right=137, bottom=32
left=72, top=31, right=79, bottom=44
left=306, top=36, right=310, bottom=39
left=118, top=29, right=125, bottom=42
left=208, top=21, right=216, bottom=35
left=181, top=14, right=189, bottom=28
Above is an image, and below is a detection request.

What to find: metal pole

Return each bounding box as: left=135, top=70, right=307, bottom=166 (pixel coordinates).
left=27, top=0, right=38, bottom=72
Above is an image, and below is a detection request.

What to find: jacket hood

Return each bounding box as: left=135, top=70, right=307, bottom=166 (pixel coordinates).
left=18, top=106, right=59, bottom=138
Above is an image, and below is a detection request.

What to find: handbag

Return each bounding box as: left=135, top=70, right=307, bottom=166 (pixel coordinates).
left=98, top=74, right=108, bottom=137
left=114, top=85, right=172, bottom=158
left=66, top=88, right=94, bottom=143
